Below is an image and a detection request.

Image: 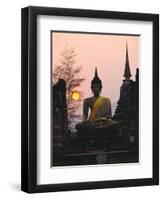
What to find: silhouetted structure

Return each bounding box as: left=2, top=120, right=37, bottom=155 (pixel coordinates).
left=52, top=79, right=68, bottom=165
left=113, top=45, right=139, bottom=156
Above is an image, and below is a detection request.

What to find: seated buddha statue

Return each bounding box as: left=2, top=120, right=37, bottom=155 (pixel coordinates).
left=76, top=68, right=118, bottom=130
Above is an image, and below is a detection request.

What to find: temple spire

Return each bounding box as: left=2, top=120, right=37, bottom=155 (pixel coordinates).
left=123, top=43, right=132, bottom=80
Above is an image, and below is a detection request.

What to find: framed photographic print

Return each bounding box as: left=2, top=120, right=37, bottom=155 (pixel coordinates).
left=21, top=6, right=159, bottom=193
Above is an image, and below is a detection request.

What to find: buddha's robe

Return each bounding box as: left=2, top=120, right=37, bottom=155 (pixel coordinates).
left=76, top=96, right=117, bottom=130
left=88, top=96, right=111, bottom=122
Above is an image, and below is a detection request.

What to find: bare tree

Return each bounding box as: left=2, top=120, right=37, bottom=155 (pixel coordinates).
left=53, top=46, right=85, bottom=130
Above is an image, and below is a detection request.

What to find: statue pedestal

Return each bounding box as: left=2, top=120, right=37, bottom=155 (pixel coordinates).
left=76, top=125, right=124, bottom=152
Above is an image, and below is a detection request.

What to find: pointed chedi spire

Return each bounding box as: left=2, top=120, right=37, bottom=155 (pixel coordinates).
left=123, top=43, right=132, bottom=80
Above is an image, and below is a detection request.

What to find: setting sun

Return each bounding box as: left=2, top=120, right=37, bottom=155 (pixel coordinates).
left=72, top=91, right=80, bottom=101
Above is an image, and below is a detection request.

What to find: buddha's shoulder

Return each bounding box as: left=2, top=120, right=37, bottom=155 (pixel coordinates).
left=101, top=96, right=111, bottom=103
left=84, top=97, right=94, bottom=103
left=84, top=96, right=111, bottom=103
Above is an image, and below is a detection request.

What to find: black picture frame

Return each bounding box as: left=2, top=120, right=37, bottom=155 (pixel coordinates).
left=21, top=6, right=159, bottom=193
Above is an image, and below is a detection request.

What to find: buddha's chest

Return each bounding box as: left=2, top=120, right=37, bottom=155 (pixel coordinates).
left=87, top=98, right=97, bottom=110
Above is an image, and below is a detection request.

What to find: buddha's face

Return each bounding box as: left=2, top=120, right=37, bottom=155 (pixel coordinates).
left=91, top=83, right=102, bottom=97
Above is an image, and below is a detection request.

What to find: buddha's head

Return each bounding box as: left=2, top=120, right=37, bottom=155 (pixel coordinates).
left=91, top=68, right=102, bottom=97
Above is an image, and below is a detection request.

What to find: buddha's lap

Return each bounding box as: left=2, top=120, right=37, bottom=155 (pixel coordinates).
left=76, top=119, right=118, bottom=130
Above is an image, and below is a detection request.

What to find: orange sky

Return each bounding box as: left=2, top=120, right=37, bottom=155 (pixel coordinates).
left=52, top=32, right=139, bottom=115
